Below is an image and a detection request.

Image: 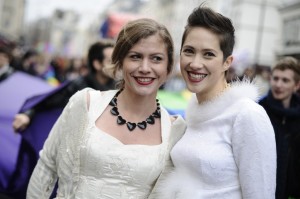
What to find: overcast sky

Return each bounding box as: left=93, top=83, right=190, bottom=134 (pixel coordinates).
left=25, top=0, right=114, bottom=25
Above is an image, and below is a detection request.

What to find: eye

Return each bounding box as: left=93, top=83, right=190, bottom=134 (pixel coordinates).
left=272, top=76, right=279, bottom=81
left=128, top=53, right=141, bottom=60
left=282, top=78, right=290, bottom=83
left=204, top=52, right=215, bottom=57
left=152, top=56, right=163, bottom=62
left=182, top=47, right=194, bottom=55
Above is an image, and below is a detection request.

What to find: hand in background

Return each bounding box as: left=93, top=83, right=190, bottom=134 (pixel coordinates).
left=13, top=113, right=30, bottom=132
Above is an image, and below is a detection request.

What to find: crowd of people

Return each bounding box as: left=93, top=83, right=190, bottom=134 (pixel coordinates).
left=0, top=4, right=299, bottom=199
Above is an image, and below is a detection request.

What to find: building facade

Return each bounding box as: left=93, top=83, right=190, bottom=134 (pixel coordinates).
left=278, top=1, right=300, bottom=59
left=0, top=0, right=25, bottom=42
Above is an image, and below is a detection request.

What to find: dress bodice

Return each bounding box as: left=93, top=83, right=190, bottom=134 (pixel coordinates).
left=75, top=90, right=167, bottom=199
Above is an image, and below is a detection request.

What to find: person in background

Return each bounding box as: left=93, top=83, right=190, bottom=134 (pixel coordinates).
left=16, top=49, right=39, bottom=76
left=0, top=46, right=14, bottom=82
left=259, top=56, right=300, bottom=199
left=13, top=39, right=116, bottom=132
left=151, top=5, right=276, bottom=199
left=0, top=45, right=53, bottom=199
left=26, top=18, right=186, bottom=198
left=254, top=64, right=271, bottom=97
left=65, top=57, right=85, bottom=81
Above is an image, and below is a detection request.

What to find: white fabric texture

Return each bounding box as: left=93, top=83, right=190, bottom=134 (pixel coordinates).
left=156, top=80, right=277, bottom=199
left=26, top=89, right=186, bottom=199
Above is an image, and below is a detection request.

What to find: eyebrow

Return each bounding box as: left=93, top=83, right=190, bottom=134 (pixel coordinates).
left=128, top=51, right=166, bottom=56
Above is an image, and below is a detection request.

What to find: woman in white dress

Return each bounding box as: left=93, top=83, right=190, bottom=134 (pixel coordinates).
left=152, top=6, right=276, bottom=199
left=26, top=18, right=186, bottom=199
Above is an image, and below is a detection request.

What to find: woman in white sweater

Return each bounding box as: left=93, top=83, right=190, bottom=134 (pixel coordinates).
left=153, top=6, right=276, bottom=199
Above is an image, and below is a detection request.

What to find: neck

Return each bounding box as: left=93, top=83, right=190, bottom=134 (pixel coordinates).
left=110, top=89, right=160, bottom=131
left=196, top=80, right=229, bottom=103
left=282, top=96, right=292, bottom=109
left=118, top=89, right=158, bottom=119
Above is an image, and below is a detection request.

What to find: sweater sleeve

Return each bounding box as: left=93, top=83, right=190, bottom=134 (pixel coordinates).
left=148, top=115, right=186, bottom=199
left=26, top=89, right=89, bottom=198
left=232, top=102, right=276, bottom=199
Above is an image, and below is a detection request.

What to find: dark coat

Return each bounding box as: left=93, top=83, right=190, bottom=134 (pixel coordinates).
left=259, top=91, right=300, bottom=199
left=0, top=67, right=14, bottom=83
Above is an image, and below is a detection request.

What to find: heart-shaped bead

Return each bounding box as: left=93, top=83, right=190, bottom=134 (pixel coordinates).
left=109, top=98, right=117, bottom=106
left=146, top=115, right=155, bottom=124
left=127, top=122, right=137, bottom=131
left=137, top=121, right=147, bottom=130
left=110, top=107, right=119, bottom=116
left=117, top=116, right=126, bottom=125
left=152, top=110, right=161, bottom=118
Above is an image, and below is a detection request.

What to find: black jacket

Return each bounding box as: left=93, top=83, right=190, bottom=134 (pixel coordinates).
left=0, top=67, right=14, bottom=83
left=259, top=91, right=300, bottom=199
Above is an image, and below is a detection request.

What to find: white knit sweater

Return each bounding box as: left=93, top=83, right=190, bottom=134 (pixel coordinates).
left=154, top=81, right=276, bottom=199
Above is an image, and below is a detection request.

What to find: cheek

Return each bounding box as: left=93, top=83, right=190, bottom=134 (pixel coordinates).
left=180, top=58, right=188, bottom=71
left=160, top=68, right=169, bottom=79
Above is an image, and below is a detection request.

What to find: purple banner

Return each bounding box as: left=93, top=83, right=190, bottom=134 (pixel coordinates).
left=0, top=72, right=53, bottom=190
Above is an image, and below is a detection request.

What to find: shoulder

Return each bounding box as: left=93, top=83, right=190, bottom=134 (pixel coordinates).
left=234, top=98, right=268, bottom=119
left=68, top=88, right=94, bottom=112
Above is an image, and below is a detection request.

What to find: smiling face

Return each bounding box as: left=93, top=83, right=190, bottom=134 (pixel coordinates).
left=180, top=27, right=232, bottom=102
left=270, top=69, right=299, bottom=107
left=122, top=33, right=169, bottom=98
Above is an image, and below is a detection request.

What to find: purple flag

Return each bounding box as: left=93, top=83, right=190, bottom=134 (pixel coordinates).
left=0, top=72, right=53, bottom=191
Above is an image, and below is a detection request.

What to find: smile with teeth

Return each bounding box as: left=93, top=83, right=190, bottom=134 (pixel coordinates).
left=135, top=77, right=154, bottom=85
left=188, top=72, right=207, bottom=81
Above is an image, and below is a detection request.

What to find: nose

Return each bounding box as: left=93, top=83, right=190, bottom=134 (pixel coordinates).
left=189, top=54, right=203, bottom=69
left=273, top=79, right=283, bottom=88
left=138, top=59, right=151, bottom=73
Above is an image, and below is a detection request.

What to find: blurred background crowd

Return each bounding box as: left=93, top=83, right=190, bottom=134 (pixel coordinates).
left=0, top=0, right=299, bottom=97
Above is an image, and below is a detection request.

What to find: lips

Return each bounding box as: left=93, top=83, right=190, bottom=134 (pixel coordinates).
left=187, top=72, right=207, bottom=82
left=135, top=77, right=154, bottom=85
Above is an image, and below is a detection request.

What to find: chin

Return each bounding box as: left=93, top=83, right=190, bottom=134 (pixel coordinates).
left=186, top=85, right=201, bottom=94
left=272, top=95, right=283, bottom=101
left=135, top=88, right=157, bottom=96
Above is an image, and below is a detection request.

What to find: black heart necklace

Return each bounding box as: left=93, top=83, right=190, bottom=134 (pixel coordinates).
left=109, top=89, right=161, bottom=131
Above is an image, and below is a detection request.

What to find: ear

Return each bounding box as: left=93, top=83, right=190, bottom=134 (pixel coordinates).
left=294, top=80, right=300, bottom=92
left=93, top=60, right=102, bottom=71
left=223, top=55, right=233, bottom=71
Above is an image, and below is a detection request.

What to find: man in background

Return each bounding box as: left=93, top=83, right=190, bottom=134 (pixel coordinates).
left=13, top=39, right=115, bottom=131
left=259, top=56, right=300, bottom=199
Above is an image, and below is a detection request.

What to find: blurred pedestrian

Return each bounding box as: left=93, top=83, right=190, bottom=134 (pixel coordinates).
left=27, top=18, right=186, bottom=198
left=0, top=46, right=52, bottom=199
left=259, top=56, right=300, bottom=199
left=0, top=46, right=14, bottom=82
left=254, top=64, right=271, bottom=97
left=16, top=49, right=39, bottom=76
left=65, top=57, right=85, bottom=80
left=150, top=5, right=276, bottom=199
left=13, top=39, right=116, bottom=132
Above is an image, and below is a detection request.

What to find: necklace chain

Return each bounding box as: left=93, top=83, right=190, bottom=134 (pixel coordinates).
left=109, top=89, right=161, bottom=131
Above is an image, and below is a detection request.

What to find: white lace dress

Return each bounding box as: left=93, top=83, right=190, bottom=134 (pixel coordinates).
left=27, top=89, right=186, bottom=199
left=75, top=91, right=168, bottom=198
